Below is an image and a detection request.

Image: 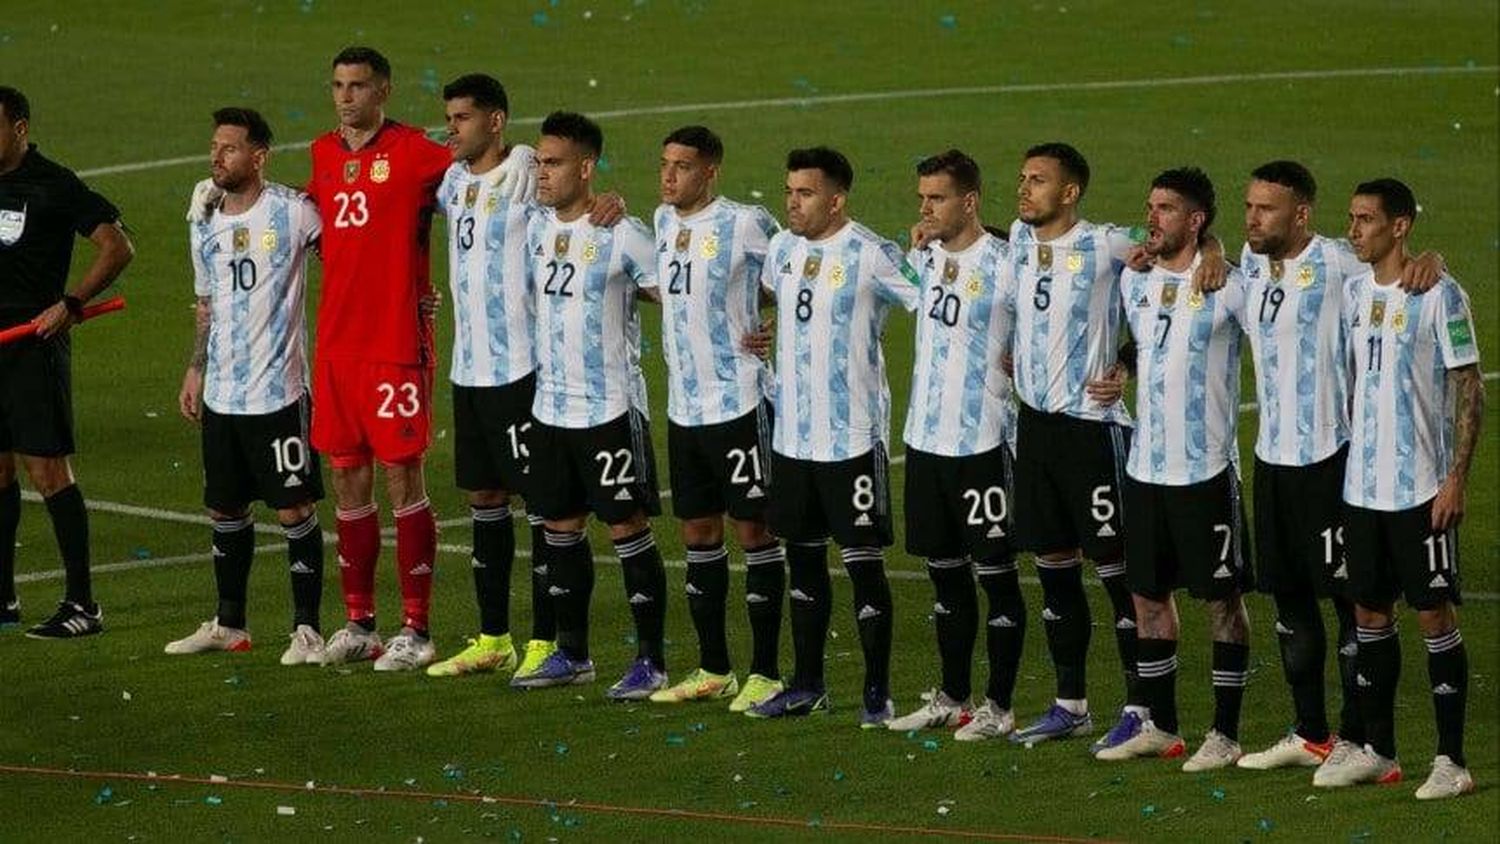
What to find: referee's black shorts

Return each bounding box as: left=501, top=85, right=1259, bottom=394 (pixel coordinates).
left=0, top=334, right=74, bottom=457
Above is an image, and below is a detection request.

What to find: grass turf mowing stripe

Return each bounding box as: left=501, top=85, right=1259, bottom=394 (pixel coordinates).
left=0, top=763, right=1119, bottom=843
left=75, top=64, right=1497, bottom=179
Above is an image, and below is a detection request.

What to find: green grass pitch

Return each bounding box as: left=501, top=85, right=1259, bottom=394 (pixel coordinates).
left=0, top=1, right=1495, bottom=840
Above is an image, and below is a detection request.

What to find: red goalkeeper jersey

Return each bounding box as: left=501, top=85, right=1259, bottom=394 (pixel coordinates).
left=307, top=120, right=450, bottom=365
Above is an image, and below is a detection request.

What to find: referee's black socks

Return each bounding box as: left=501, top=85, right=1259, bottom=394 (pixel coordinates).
left=843, top=546, right=893, bottom=703
left=685, top=543, right=731, bottom=675
left=615, top=527, right=667, bottom=669
left=786, top=540, right=831, bottom=690
left=211, top=514, right=255, bottom=630
left=282, top=513, right=323, bottom=631
left=927, top=557, right=976, bottom=702
left=471, top=504, right=514, bottom=637
left=0, top=480, right=18, bottom=606
left=46, top=485, right=93, bottom=608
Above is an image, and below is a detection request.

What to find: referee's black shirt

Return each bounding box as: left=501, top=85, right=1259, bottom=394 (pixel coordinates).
left=0, top=144, right=120, bottom=329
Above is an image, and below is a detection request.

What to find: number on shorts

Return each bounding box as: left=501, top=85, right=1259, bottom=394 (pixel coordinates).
left=1090, top=485, right=1115, bottom=524
left=962, top=485, right=1008, bottom=528
left=1319, top=526, right=1345, bottom=566
left=727, top=445, right=763, bottom=485
left=376, top=382, right=421, bottom=419
left=1423, top=533, right=1450, bottom=572
left=506, top=421, right=531, bottom=460
left=333, top=190, right=369, bottom=228
left=595, top=448, right=636, bottom=486
left=851, top=474, right=875, bottom=512
left=1213, top=523, right=1233, bottom=562
left=269, top=436, right=307, bottom=474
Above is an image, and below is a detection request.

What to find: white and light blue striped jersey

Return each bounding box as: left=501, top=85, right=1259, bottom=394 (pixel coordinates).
left=189, top=182, right=320, bottom=416
left=902, top=232, right=1017, bottom=457
left=761, top=220, right=920, bottom=462
left=437, top=159, right=536, bottom=388
left=1008, top=218, right=1133, bottom=425
left=528, top=210, right=657, bottom=429
left=1343, top=273, right=1479, bottom=511
left=1239, top=235, right=1366, bottom=467
left=654, top=197, right=780, bottom=426
left=1121, top=256, right=1246, bottom=486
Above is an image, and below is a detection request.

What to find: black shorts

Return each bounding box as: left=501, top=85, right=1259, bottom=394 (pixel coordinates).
left=1012, top=403, right=1128, bottom=560
left=667, top=403, right=773, bottom=522
left=453, top=373, right=536, bottom=495
left=904, top=444, right=1015, bottom=562
left=529, top=410, right=661, bottom=524
left=0, top=334, right=74, bottom=457
left=1254, top=446, right=1350, bottom=597
left=202, top=396, right=324, bottom=512
left=1123, top=468, right=1252, bottom=600
left=1344, top=499, right=1461, bottom=610
left=767, top=445, right=893, bottom=547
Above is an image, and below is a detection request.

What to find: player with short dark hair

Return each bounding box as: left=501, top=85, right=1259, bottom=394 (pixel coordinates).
left=888, top=150, right=1025, bottom=740
left=510, top=112, right=672, bottom=699
left=1096, top=168, right=1253, bottom=771
left=169, top=108, right=326, bottom=663
left=305, top=46, right=454, bottom=671
left=748, top=146, right=920, bottom=727
left=646, top=125, right=786, bottom=710
left=1326, top=180, right=1481, bottom=800
left=0, top=86, right=134, bottom=638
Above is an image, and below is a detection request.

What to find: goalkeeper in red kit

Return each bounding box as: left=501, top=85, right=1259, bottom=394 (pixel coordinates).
left=305, top=46, right=450, bottom=670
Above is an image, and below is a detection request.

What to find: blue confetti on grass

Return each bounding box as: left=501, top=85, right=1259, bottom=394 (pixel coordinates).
left=938, top=13, right=957, bottom=28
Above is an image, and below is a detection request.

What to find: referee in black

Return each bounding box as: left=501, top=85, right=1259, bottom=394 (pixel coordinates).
left=0, top=86, right=133, bottom=638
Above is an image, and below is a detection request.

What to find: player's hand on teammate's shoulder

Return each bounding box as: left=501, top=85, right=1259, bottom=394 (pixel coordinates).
left=419, top=289, right=442, bottom=319
left=1125, top=244, right=1152, bottom=272
left=186, top=177, right=223, bottom=223
left=1400, top=250, right=1446, bottom=294
left=909, top=222, right=933, bottom=252
left=1190, top=235, right=1229, bottom=292
left=742, top=318, right=774, bottom=360
left=588, top=192, right=627, bottom=228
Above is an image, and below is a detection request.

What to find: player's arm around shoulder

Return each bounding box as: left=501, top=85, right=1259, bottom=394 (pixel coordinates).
left=874, top=236, right=922, bottom=312
left=620, top=217, right=660, bottom=303
left=1433, top=277, right=1483, bottom=530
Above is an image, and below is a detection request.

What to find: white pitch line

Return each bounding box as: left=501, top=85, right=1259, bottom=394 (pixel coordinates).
left=75, top=64, right=1496, bottom=179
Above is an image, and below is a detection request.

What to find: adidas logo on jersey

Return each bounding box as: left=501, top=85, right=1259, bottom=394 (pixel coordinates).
left=628, top=592, right=653, bottom=605
left=614, top=488, right=634, bottom=501
left=778, top=261, right=793, bottom=275
left=1429, top=573, right=1449, bottom=588
left=989, top=615, right=1016, bottom=628
left=283, top=474, right=303, bottom=488
left=1041, top=607, right=1061, bottom=622
left=408, top=563, right=433, bottom=576
left=986, top=525, right=1005, bottom=539
left=856, top=605, right=881, bottom=621
left=854, top=513, right=873, bottom=527
left=289, top=561, right=315, bottom=575
left=1135, top=294, right=1150, bottom=308
left=1096, top=523, right=1116, bottom=538
left=1275, top=620, right=1294, bottom=635
left=1213, top=564, right=1233, bottom=579
left=1432, top=683, right=1458, bottom=696
left=470, top=557, right=486, bottom=570
left=745, top=485, right=765, bottom=500
left=1115, top=617, right=1137, bottom=630
left=789, top=588, right=814, bottom=603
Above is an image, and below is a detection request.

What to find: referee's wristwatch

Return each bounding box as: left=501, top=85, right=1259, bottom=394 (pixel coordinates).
left=62, top=294, right=85, bottom=320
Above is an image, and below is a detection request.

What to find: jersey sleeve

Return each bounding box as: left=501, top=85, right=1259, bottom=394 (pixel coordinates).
left=296, top=195, right=323, bottom=249
left=1221, top=268, right=1249, bottom=330
left=1103, top=224, right=1137, bottom=264
left=189, top=224, right=213, bottom=298
left=739, top=205, right=778, bottom=283
left=619, top=218, right=657, bottom=290
left=1327, top=238, right=1366, bottom=279
left=62, top=171, right=120, bottom=237
left=1434, top=277, right=1480, bottom=369
left=760, top=232, right=787, bottom=297
left=873, top=238, right=921, bottom=312
left=435, top=166, right=456, bottom=217
left=499, top=144, right=538, bottom=204
left=415, top=132, right=453, bottom=191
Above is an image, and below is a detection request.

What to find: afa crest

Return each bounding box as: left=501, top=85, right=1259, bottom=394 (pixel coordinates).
left=828, top=263, right=846, bottom=289
left=582, top=240, right=599, bottom=264
left=554, top=232, right=572, bottom=257
left=261, top=229, right=277, bottom=252
left=675, top=228, right=692, bottom=253
left=370, top=158, right=391, bottom=183
left=700, top=233, right=719, bottom=260
left=1296, top=265, right=1315, bottom=288
left=232, top=226, right=250, bottom=252
left=1037, top=244, right=1054, bottom=270
left=1066, top=253, right=1083, bottom=273
left=1161, top=281, right=1179, bottom=308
